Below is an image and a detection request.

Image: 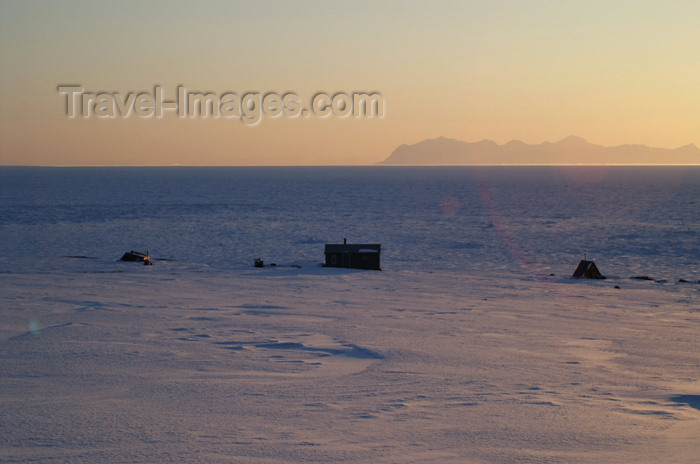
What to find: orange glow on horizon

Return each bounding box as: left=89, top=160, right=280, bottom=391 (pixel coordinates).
left=1, top=2, right=698, bottom=166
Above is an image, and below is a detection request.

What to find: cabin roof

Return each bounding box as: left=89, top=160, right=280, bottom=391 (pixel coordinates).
left=324, top=244, right=381, bottom=254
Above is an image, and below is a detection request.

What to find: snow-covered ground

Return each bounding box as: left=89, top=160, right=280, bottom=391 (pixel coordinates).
left=1, top=166, right=698, bottom=462
left=2, top=264, right=699, bottom=463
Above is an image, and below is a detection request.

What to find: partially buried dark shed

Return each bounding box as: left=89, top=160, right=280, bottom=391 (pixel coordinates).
left=120, top=250, right=152, bottom=265
left=571, top=260, right=605, bottom=279
left=324, top=242, right=381, bottom=270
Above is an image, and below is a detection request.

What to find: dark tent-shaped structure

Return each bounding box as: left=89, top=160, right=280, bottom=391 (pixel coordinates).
left=571, top=260, right=605, bottom=279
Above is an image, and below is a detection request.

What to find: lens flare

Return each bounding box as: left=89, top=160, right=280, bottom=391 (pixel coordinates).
left=28, top=319, right=41, bottom=335
left=440, top=196, right=461, bottom=216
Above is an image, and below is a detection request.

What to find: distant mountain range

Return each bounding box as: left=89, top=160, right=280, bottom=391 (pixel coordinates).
left=379, top=136, right=700, bottom=165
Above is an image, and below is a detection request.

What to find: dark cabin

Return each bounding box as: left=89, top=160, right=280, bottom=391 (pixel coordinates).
left=324, top=241, right=381, bottom=270
left=571, top=260, right=605, bottom=279
left=120, top=250, right=152, bottom=265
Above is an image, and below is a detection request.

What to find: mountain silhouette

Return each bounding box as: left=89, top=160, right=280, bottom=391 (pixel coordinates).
left=379, top=136, right=699, bottom=165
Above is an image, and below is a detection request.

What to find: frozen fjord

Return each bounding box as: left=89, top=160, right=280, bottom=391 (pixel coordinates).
left=1, top=165, right=699, bottom=462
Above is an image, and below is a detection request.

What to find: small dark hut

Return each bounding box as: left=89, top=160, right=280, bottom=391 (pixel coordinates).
left=120, top=250, right=152, bottom=265
left=324, top=239, right=381, bottom=270
left=571, top=260, right=605, bottom=279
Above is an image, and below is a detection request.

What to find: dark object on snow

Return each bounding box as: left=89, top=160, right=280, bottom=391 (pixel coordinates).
left=254, top=258, right=264, bottom=268
left=120, top=250, right=151, bottom=265
left=324, top=241, right=381, bottom=270
left=614, top=285, right=621, bottom=289
left=631, top=275, right=653, bottom=281
left=571, top=260, right=605, bottom=279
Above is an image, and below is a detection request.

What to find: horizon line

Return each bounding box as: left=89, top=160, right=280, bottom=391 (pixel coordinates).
left=2, top=163, right=700, bottom=168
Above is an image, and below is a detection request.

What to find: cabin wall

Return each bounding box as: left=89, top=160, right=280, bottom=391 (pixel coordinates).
left=325, top=252, right=380, bottom=270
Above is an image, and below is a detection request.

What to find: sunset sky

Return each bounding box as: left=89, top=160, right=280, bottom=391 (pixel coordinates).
left=1, top=0, right=698, bottom=166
